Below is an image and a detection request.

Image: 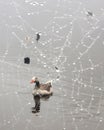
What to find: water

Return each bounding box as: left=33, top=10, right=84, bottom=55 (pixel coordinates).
left=0, top=0, right=104, bottom=130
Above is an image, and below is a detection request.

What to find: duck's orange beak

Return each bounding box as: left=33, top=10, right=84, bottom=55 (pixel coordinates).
left=30, top=79, right=35, bottom=84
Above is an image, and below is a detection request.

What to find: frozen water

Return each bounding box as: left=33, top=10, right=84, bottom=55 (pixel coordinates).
left=0, top=0, right=104, bottom=130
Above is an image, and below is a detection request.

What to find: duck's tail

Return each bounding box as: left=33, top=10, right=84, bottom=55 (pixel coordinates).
left=46, top=80, right=52, bottom=86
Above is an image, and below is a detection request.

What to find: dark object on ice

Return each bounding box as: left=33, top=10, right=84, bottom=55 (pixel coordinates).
left=55, top=66, right=58, bottom=70
left=36, top=33, right=40, bottom=42
left=24, top=57, right=30, bottom=64
left=87, top=11, right=93, bottom=16
left=30, top=77, right=53, bottom=113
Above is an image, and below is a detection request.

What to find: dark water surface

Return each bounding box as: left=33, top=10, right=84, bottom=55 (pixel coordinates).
left=0, top=0, right=104, bottom=130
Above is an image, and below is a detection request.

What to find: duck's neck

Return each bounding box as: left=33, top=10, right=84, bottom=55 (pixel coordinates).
left=35, top=81, right=40, bottom=88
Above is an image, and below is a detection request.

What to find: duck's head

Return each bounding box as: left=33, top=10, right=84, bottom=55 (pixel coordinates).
left=30, top=77, right=39, bottom=84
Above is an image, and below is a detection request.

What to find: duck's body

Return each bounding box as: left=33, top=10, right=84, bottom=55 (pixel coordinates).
left=32, top=81, right=53, bottom=97
left=30, top=77, right=53, bottom=113
left=31, top=77, right=53, bottom=96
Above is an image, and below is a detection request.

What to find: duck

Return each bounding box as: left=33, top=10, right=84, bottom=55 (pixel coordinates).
left=30, top=77, right=53, bottom=113
left=30, top=77, right=53, bottom=97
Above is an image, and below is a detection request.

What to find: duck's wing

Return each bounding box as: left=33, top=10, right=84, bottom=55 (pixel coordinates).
left=40, top=83, right=52, bottom=91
